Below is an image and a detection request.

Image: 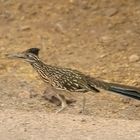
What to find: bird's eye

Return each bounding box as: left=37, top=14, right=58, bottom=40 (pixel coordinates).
left=26, top=54, right=32, bottom=58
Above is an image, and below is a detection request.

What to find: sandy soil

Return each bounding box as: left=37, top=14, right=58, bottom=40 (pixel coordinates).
left=0, top=109, right=140, bottom=140
left=0, top=0, right=140, bottom=139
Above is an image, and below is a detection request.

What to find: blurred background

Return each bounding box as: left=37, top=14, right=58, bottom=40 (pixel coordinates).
left=0, top=0, right=140, bottom=119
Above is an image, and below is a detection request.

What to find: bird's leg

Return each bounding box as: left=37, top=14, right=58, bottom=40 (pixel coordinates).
left=81, top=94, right=86, bottom=113
left=55, top=94, right=68, bottom=114
left=43, top=86, right=68, bottom=113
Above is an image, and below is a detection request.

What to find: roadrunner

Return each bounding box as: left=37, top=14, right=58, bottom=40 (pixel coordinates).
left=7, top=48, right=140, bottom=113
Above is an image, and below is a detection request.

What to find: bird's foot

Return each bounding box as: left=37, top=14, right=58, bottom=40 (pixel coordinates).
left=55, top=103, right=68, bottom=114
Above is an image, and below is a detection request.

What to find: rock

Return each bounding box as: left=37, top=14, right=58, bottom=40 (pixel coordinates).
left=121, top=98, right=132, bottom=104
left=81, top=119, right=87, bottom=123
left=129, top=54, right=139, bottom=62
left=101, top=35, right=112, bottom=43
left=132, top=101, right=140, bottom=107
left=30, top=92, right=38, bottom=98
left=0, top=64, right=4, bottom=70
left=99, top=54, right=108, bottom=58
left=105, top=8, right=118, bottom=17
left=69, top=0, right=75, bottom=3
left=20, top=26, right=31, bottom=31
left=18, top=91, right=31, bottom=99
left=55, top=23, right=65, bottom=34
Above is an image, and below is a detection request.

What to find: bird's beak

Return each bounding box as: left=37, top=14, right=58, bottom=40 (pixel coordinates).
left=6, top=52, right=26, bottom=59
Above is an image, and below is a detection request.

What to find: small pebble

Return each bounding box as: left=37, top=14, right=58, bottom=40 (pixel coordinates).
left=81, top=119, right=87, bottom=122
left=0, top=64, right=4, bottom=69
left=20, top=26, right=31, bottom=31
left=18, top=91, right=31, bottom=99
left=105, top=8, right=118, bottom=17
left=55, top=23, right=65, bottom=34
left=129, top=54, right=139, bottom=62
left=69, top=0, right=75, bottom=3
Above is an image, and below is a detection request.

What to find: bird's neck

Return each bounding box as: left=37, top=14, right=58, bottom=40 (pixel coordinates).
left=30, top=58, right=54, bottom=73
left=30, top=59, right=54, bottom=83
left=30, top=59, right=45, bottom=70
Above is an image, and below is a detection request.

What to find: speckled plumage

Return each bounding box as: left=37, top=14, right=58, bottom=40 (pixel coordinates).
left=31, top=60, right=99, bottom=93
left=7, top=47, right=140, bottom=113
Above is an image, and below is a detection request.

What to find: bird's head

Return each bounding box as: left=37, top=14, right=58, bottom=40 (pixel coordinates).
left=6, top=48, right=40, bottom=63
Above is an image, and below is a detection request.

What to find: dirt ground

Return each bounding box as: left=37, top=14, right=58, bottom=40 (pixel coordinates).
left=0, top=0, right=140, bottom=139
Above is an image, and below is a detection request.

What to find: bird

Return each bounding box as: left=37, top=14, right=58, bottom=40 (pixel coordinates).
left=7, top=48, right=140, bottom=113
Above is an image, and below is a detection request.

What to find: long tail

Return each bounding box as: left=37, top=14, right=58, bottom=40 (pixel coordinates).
left=86, top=76, right=140, bottom=100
